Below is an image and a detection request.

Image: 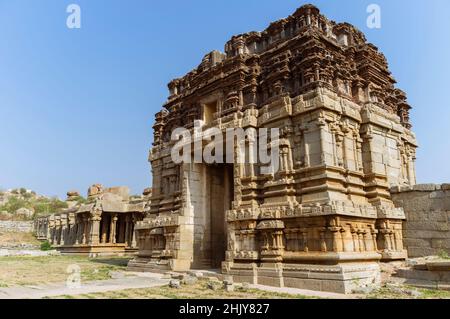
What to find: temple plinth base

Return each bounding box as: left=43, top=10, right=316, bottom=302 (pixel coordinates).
left=380, top=250, right=408, bottom=261
left=223, top=260, right=381, bottom=294
left=56, top=244, right=129, bottom=257
left=127, top=257, right=173, bottom=273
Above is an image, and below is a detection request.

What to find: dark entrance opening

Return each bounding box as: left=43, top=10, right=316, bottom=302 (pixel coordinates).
left=208, top=164, right=234, bottom=268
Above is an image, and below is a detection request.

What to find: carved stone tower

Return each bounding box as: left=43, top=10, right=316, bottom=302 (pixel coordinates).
left=128, top=4, right=417, bottom=293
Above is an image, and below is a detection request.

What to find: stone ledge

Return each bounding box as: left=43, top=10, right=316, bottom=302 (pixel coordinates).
left=391, top=184, right=450, bottom=194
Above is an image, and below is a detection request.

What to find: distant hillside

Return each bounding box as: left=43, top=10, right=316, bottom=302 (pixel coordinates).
left=0, top=188, right=68, bottom=221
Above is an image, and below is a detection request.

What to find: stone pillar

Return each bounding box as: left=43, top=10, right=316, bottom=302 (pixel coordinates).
left=131, top=214, right=137, bottom=248
left=75, top=220, right=81, bottom=245
left=89, top=215, right=101, bottom=246
left=110, top=214, right=117, bottom=244
left=318, top=117, right=327, bottom=165
left=82, top=216, right=88, bottom=245
left=124, top=215, right=131, bottom=247
left=101, top=217, right=108, bottom=244
left=131, top=226, right=137, bottom=248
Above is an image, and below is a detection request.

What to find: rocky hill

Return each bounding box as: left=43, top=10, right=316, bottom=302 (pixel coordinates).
left=0, top=188, right=69, bottom=221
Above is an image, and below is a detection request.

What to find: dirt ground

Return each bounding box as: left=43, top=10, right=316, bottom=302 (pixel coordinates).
left=52, top=281, right=450, bottom=300
left=0, top=255, right=130, bottom=287
left=0, top=255, right=449, bottom=299
left=51, top=282, right=312, bottom=299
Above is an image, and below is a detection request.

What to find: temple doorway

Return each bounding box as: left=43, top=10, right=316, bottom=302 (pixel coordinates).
left=191, top=163, right=234, bottom=269
left=208, top=164, right=234, bottom=268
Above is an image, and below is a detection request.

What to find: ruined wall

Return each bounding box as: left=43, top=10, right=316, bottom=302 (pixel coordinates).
left=391, top=184, right=450, bottom=257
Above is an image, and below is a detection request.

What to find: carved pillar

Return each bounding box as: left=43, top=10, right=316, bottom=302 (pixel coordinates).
left=75, top=218, right=81, bottom=245
left=257, top=220, right=285, bottom=262
left=89, top=215, right=101, bottom=245
left=341, top=125, right=350, bottom=169
left=82, top=216, right=89, bottom=245
left=62, top=217, right=68, bottom=246
left=111, top=214, right=118, bottom=244
left=351, top=227, right=359, bottom=252
left=124, top=215, right=131, bottom=246
left=355, top=134, right=363, bottom=171
left=329, top=227, right=341, bottom=252
left=101, top=216, right=108, bottom=244
left=371, top=227, right=378, bottom=251
left=131, top=214, right=138, bottom=248
left=300, top=228, right=309, bottom=252
left=317, top=116, right=327, bottom=165
left=335, top=134, right=344, bottom=167
left=319, top=228, right=327, bottom=252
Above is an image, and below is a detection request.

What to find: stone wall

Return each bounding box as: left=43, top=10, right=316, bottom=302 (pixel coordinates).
left=391, top=184, right=450, bottom=257
left=0, top=221, right=34, bottom=233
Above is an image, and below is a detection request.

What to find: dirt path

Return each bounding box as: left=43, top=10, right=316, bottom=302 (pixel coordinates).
left=0, top=272, right=169, bottom=299
left=247, top=284, right=358, bottom=299
left=0, top=271, right=355, bottom=299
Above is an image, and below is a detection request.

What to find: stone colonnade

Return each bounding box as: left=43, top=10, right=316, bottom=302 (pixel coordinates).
left=47, top=211, right=141, bottom=249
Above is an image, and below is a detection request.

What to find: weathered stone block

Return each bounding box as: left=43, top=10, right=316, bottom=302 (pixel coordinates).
left=431, top=239, right=450, bottom=249
left=406, top=222, right=449, bottom=232
left=407, top=247, right=442, bottom=258
left=403, top=238, right=431, bottom=248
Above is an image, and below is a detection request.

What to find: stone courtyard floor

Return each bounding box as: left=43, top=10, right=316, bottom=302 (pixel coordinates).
left=0, top=255, right=449, bottom=299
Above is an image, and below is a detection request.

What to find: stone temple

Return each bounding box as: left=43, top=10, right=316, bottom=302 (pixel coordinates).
left=125, top=4, right=416, bottom=293
left=38, top=185, right=151, bottom=256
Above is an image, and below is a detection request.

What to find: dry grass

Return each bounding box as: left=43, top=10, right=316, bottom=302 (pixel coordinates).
left=0, top=232, right=40, bottom=247
left=0, top=255, right=130, bottom=287
left=367, top=286, right=450, bottom=299
left=51, top=282, right=312, bottom=299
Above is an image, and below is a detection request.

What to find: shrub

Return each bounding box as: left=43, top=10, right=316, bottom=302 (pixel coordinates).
left=438, top=250, right=449, bottom=260
left=40, top=241, right=52, bottom=251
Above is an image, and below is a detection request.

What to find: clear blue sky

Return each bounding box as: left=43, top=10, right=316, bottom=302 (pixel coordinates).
left=0, top=0, right=449, bottom=198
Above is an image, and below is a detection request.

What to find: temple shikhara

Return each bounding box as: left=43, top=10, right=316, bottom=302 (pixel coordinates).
left=125, top=4, right=418, bottom=293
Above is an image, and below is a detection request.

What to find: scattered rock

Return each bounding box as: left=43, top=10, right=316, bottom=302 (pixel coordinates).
left=225, top=283, right=235, bottom=292
left=241, top=282, right=250, bottom=290
left=171, top=273, right=187, bottom=280
left=408, top=290, right=422, bottom=298
left=442, top=184, right=450, bottom=191
left=223, top=278, right=235, bottom=292
left=188, top=271, right=204, bottom=278
left=169, top=279, right=181, bottom=289
left=182, top=276, right=198, bottom=286
left=207, top=279, right=223, bottom=291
